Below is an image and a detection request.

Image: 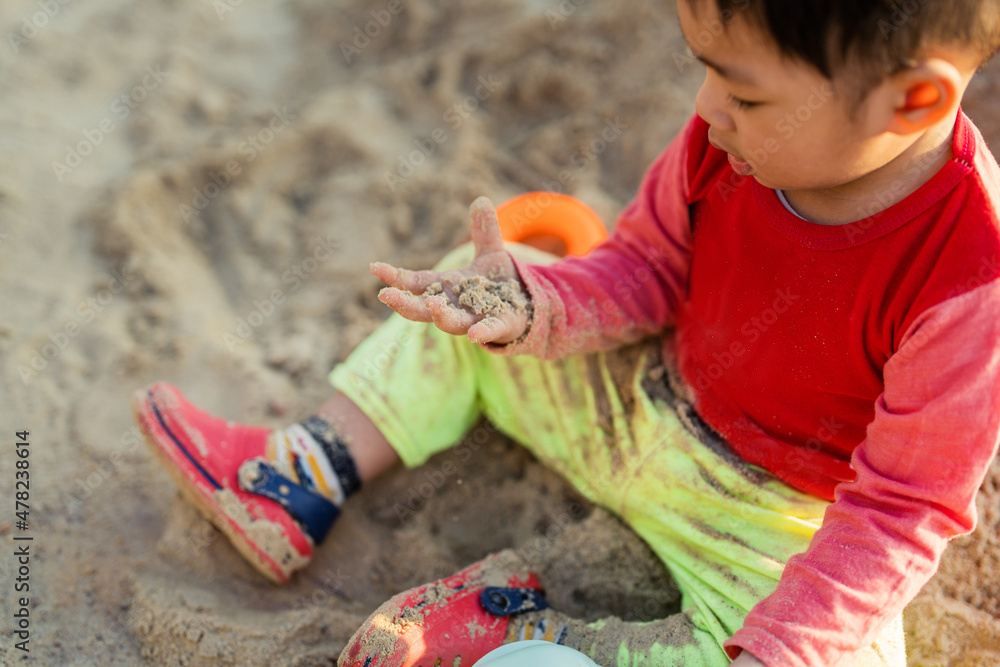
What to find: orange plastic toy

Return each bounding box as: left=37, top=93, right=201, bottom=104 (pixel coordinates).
left=496, top=192, right=608, bottom=257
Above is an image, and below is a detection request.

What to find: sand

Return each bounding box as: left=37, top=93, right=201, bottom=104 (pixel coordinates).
left=1, top=0, right=999, bottom=664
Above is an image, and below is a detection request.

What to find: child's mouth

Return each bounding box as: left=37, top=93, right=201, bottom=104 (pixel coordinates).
left=728, top=153, right=754, bottom=176
left=707, top=131, right=755, bottom=177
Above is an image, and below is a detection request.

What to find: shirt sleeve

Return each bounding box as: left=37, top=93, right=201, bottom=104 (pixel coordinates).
left=724, top=279, right=1000, bottom=667
left=484, top=116, right=698, bottom=360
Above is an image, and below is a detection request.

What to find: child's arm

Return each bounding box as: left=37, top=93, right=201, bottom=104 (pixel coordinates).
left=374, top=116, right=702, bottom=359
left=724, top=280, right=1000, bottom=667
left=488, top=120, right=699, bottom=359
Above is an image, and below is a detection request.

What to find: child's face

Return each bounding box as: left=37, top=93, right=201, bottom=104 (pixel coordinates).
left=678, top=1, right=899, bottom=194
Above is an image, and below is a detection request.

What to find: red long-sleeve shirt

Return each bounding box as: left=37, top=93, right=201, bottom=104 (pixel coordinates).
left=494, top=112, right=1000, bottom=666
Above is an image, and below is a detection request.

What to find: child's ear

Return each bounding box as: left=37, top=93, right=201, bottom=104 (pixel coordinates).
left=885, top=58, right=961, bottom=135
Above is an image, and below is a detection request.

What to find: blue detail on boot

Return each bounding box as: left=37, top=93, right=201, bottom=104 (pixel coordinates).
left=238, top=458, right=340, bottom=544
left=480, top=587, right=551, bottom=616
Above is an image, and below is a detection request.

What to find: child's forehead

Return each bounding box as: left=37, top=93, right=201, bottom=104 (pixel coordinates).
left=678, top=0, right=786, bottom=79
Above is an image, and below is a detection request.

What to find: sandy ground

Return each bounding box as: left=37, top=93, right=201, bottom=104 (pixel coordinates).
left=0, top=0, right=998, bottom=664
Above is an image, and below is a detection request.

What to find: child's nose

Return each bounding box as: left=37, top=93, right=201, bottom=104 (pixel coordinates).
left=694, top=74, right=735, bottom=132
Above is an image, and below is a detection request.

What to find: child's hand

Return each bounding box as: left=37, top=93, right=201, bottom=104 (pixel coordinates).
left=372, top=197, right=531, bottom=345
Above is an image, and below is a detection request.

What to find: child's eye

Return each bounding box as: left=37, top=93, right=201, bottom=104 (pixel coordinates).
left=727, top=94, right=759, bottom=111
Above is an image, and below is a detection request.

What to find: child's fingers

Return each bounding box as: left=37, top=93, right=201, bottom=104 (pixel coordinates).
left=467, top=314, right=524, bottom=345
left=425, top=295, right=478, bottom=335
left=468, top=197, right=506, bottom=259
left=371, top=262, right=440, bottom=294
left=377, top=287, right=433, bottom=322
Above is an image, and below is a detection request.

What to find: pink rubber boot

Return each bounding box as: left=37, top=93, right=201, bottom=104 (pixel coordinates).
left=340, top=551, right=556, bottom=667
left=132, top=382, right=318, bottom=583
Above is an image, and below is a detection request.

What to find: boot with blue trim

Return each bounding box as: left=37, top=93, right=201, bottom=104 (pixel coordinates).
left=339, top=550, right=568, bottom=667
left=131, top=382, right=361, bottom=583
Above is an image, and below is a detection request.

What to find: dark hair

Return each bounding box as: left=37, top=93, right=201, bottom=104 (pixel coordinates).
left=693, top=0, right=1000, bottom=88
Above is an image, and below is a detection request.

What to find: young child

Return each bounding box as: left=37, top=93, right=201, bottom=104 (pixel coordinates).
left=131, top=0, right=1000, bottom=665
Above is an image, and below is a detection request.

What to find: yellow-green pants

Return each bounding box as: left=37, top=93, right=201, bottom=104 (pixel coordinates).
left=330, top=245, right=906, bottom=667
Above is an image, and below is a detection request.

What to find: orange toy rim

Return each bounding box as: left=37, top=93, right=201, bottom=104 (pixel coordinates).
left=496, top=192, right=608, bottom=257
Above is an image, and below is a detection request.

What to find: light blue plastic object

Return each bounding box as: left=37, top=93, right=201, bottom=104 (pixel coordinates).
left=472, top=640, right=601, bottom=667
